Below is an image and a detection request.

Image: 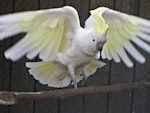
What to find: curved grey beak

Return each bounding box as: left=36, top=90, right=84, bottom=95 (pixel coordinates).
left=97, top=43, right=104, bottom=52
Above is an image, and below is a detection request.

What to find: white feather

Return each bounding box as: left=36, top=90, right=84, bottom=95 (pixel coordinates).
left=138, top=32, right=150, bottom=43
left=111, top=51, right=121, bottom=63
left=4, top=35, right=31, bottom=61
left=117, top=47, right=133, bottom=67
left=125, top=41, right=145, bottom=63
left=132, top=16, right=150, bottom=27
left=131, top=37, right=150, bottom=53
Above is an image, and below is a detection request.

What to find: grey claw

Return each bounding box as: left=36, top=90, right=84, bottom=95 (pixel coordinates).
left=71, top=75, right=78, bottom=89
left=81, top=71, right=87, bottom=85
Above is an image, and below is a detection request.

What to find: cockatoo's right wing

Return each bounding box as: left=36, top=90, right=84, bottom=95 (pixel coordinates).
left=0, top=6, right=80, bottom=61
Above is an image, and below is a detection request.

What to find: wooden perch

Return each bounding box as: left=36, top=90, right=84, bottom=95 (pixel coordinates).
left=0, top=82, right=150, bottom=105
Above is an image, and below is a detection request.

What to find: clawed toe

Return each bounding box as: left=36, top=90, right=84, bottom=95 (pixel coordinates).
left=81, top=71, right=87, bottom=85
left=71, top=75, right=78, bottom=89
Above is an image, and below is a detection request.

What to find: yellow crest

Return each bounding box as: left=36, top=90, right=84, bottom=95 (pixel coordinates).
left=90, top=10, right=108, bottom=34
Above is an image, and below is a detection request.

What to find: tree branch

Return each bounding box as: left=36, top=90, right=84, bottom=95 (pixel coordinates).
left=0, top=82, right=150, bottom=105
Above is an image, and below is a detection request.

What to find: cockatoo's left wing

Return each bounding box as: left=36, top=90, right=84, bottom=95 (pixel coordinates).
left=85, top=7, right=150, bottom=67
left=0, top=6, right=80, bottom=61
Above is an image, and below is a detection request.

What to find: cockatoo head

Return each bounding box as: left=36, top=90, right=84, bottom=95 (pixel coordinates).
left=78, top=28, right=108, bottom=56
left=85, top=10, right=109, bottom=54
left=88, top=29, right=108, bottom=53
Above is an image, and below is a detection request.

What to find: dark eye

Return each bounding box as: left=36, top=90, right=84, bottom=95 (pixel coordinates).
left=92, top=39, right=95, bottom=42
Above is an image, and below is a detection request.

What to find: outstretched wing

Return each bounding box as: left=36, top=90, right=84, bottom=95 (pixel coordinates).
left=0, top=6, right=80, bottom=61
left=85, top=7, right=150, bottom=67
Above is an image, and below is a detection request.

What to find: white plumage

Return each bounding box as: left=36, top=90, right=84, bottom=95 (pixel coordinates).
left=0, top=6, right=150, bottom=88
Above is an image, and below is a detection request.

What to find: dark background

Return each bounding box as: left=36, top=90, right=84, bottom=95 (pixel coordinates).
left=0, top=0, right=150, bottom=113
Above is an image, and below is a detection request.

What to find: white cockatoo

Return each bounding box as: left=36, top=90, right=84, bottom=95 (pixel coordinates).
left=0, top=6, right=150, bottom=88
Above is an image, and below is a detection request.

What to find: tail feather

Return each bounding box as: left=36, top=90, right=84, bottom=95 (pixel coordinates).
left=26, top=61, right=71, bottom=88
left=48, top=76, right=71, bottom=88
left=84, top=60, right=106, bottom=76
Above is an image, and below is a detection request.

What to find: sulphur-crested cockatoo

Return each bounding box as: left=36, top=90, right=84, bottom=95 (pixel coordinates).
left=0, top=6, right=150, bottom=88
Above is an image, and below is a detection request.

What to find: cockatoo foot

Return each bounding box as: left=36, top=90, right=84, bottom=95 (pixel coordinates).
left=71, top=74, right=78, bottom=89
left=81, top=71, right=87, bottom=85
